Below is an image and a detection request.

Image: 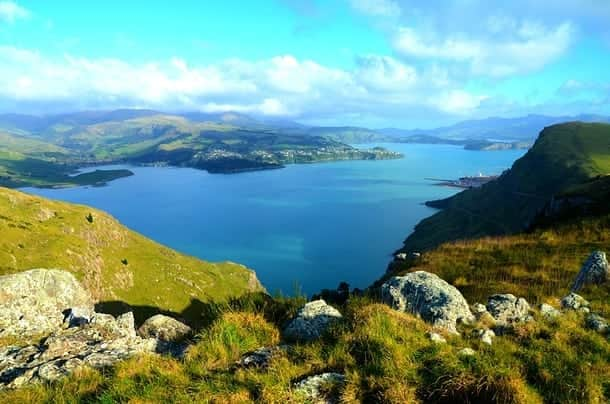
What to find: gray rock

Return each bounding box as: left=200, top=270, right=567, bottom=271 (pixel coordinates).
left=294, top=372, right=345, bottom=404
left=561, top=293, right=590, bottom=312
left=64, top=307, right=93, bottom=328
left=474, top=329, right=495, bottom=345
left=428, top=332, right=447, bottom=344
left=235, top=346, right=287, bottom=369
left=283, top=300, right=342, bottom=342
left=486, top=294, right=531, bottom=329
left=381, top=272, right=473, bottom=333
left=585, top=314, right=609, bottom=334
left=571, top=251, right=609, bottom=292
left=539, top=304, right=561, bottom=321
left=458, top=348, right=476, bottom=357
left=471, top=303, right=488, bottom=318
left=0, top=269, right=94, bottom=339
left=138, top=314, right=192, bottom=342
left=0, top=311, right=157, bottom=389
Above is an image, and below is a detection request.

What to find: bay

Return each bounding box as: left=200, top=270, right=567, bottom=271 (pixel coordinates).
left=24, top=144, right=525, bottom=295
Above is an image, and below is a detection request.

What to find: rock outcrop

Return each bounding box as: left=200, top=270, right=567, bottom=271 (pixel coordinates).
left=0, top=311, right=157, bottom=389
left=283, top=300, right=342, bottom=342
left=539, top=303, right=561, bottom=321
left=571, top=251, right=609, bottom=292
left=561, top=293, right=590, bottom=312
left=0, top=269, right=191, bottom=389
left=486, top=294, right=531, bottom=330
left=294, top=372, right=345, bottom=404
left=0, top=269, right=94, bottom=339
left=381, top=271, right=473, bottom=333
left=585, top=314, right=609, bottom=334
left=138, top=314, right=192, bottom=342
left=235, top=346, right=287, bottom=369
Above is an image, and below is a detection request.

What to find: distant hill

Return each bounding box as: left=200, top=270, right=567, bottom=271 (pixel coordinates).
left=382, top=114, right=610, bottom=142
left=399, top=122, right=610, bottom=252
left=0, top=112, right=400, bottom=187
left=0, top=187, right=263, bottom=323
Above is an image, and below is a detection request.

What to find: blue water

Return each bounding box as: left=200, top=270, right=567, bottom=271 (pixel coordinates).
left=23, top=144, right=525, bottom=295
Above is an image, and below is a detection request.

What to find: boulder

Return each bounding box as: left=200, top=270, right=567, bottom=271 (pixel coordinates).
left=486, top=294, right=531, bottom=329
left=235, top=345, right=287, bottom=369
left=381, top=272, right=473, bottom=333
left=138, top=314, right=192, bottom=342
left=571, top=251, right=609, bottom=292
left=471, top=303, right=488, bottom=318
left=283, top=300, right=342, bottom=342
left=0, top=311, right=157, bottom=389
left=585, top=314, right=609, bottom=334
left=0, top=269, right=94, bottom=339
left=539, top=304, right=561, bottom=321
left=474, top=328, right=495, bottom=345
left=64, top=307, right=94, bottom=328
left=294, top=372, right=345, bottom=404
left=561, top=293, right=590, bottom=312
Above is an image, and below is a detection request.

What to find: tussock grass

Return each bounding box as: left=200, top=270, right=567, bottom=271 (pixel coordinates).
left=2, top=298, right=607, bottom=403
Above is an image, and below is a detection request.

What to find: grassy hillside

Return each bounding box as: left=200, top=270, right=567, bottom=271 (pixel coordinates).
left=0, top=187, right=263, bottom=324
left=401, top=122, right=610, bottom=252
left=0, top=113, right=400, bottom=186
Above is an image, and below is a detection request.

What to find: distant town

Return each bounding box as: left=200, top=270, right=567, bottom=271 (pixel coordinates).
left=426, top=173, right=500, bottom=189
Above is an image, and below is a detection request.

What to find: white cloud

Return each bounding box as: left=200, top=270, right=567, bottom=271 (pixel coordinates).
left=394, top=21, right=574, bottom=77
left=0, top=46, right=490, bottom=123
left=0, top=1, right=29, bottom=23
left=349, top=0, right=400, bottom=18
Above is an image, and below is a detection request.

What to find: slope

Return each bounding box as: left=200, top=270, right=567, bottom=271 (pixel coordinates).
left=0, top=187, right=263, bottom=323
left=400, top=122, right=610, bottom=252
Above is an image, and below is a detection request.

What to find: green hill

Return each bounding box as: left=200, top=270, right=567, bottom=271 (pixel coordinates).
left=401, top=122, right=610, bottom=253
left=0, top=113, right=400, bottom=187
left=0, top=187, right=263, bottom=323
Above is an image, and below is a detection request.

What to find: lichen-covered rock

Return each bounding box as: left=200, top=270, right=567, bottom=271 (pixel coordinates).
left=0, top=269, right=94, bottom=339
left=0, top=311, right=157, bottom=389
left=486, top=294, right=531, bottom=329
left=571, top=251, right=609, bottom=292
left=381, top=272, right=473, bottom=333
left=138, top=314, right=192, bottom=342
left=294, top=372, right=345, bottom=404
left=585, top=314, right=609, bottom=334
left=539, top=304, right=561, bottom=321
left=283, top=300, right=342, bottom=342
left=235, top=346, right=287, bottom=369
left=64, top=307, right=94, bottom=328
left=478, top=329, right=495, bottom=345
left=561, top=293, right=590, bottom=312
left=471, top=303, right=488, bottom=318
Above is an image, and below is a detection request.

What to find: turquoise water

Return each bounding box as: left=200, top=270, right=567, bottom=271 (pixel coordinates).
left=24, top=144, right=525, bottom=295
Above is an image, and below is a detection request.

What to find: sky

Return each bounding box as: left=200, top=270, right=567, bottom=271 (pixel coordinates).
left=0, top=0, right=609, bottom=128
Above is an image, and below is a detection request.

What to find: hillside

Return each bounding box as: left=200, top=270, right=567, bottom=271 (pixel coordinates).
left=2, top=214, right=609, bottom=402
left=0, top=112, right=400, bottom=187
left=0, top=187, right=263, bottom=324
left=400, top=122, right=610, bottom=253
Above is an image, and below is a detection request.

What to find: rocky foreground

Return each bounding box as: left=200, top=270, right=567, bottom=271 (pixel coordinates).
left=0, top=251, right=608, bottom=402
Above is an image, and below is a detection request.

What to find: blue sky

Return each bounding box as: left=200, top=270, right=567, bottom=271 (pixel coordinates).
left=0, top=0, right=609, bottom=127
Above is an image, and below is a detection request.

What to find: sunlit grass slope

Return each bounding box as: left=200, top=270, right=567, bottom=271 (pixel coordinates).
left=0, top=187, right=262, bottom=322
left=402, top=122, right=610, bottom=252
